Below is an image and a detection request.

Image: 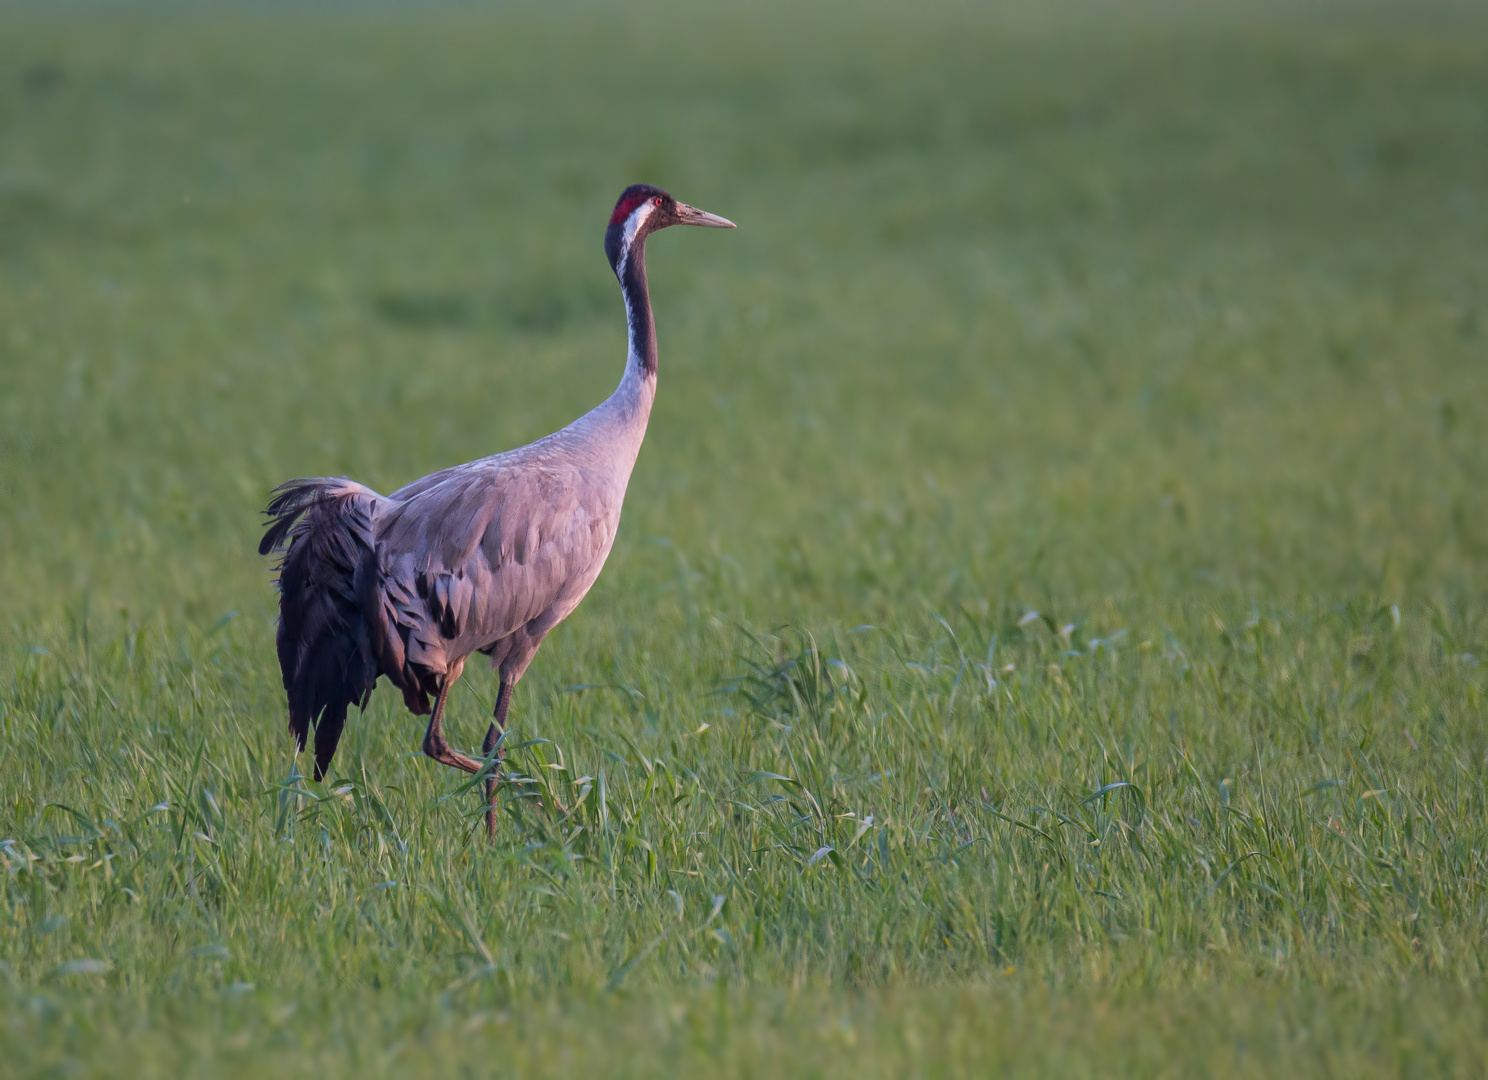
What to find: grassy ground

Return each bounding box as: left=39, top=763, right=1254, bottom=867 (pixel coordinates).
left=2, top=1, right=1487, bottom=1075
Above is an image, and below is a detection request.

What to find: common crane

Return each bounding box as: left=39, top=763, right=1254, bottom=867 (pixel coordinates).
left=259, top=185, right=734, bottom=838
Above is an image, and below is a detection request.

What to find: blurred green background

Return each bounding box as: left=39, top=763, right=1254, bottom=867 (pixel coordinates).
left=1, top=2, right=1486, bottom=1076
left=4, top=0, right=1482, bottom=623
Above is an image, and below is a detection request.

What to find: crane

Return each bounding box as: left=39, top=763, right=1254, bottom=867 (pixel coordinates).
left=259, top=185, right=734, bottom=838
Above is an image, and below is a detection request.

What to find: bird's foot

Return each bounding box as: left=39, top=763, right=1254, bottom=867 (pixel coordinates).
left=421, top=732, right=483, bottom=774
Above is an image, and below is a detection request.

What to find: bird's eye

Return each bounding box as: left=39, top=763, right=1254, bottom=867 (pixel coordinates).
left=653, top=196, right=663, bottom=206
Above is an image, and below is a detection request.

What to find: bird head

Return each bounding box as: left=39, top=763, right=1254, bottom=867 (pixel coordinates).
left=604, top=184, right=734, bottom=276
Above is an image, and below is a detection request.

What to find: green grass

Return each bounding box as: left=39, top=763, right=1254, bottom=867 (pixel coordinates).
left=2, top=1, right=1487, bottom=1075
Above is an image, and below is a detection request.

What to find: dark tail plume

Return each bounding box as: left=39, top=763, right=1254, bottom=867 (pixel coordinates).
left=261, top=478, right=381, bottom=780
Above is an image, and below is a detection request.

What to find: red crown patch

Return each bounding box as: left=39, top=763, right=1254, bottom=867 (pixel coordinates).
left=609, top=190, right=658, bottom=226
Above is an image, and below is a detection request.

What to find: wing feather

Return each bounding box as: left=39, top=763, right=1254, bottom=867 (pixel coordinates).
left=370, top=460, right=621, bottom=681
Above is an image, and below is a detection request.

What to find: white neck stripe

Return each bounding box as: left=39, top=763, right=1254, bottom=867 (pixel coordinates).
left=614, top=201, right=656, bottom=280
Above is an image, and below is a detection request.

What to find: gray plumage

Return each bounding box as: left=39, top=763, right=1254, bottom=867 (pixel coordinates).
left=260, top=185, right=733, bottom=835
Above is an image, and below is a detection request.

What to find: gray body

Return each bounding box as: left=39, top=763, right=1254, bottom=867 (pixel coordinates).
left=260, top=186, right=732, bottom=833
left=379, top=364, right=651, bottom=688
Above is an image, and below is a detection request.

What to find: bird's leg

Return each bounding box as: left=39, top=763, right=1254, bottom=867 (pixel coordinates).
left=481, top=678, right=514, bottom=842
left=481, top=723, right=500, bottom=841
left=420, top=668, right=483, bottom=775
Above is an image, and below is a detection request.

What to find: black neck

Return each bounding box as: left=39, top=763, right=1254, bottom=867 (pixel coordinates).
left=609, top=226, right=658, bottom=378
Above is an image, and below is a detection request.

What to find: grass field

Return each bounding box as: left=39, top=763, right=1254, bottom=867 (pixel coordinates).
left=2, top=1, right=1487, bottom=1075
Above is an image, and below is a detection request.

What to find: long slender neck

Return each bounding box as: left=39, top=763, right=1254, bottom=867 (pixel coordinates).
left=575, top=224, right=655, bottom=450
left=618, top=237, right=658, bottom=380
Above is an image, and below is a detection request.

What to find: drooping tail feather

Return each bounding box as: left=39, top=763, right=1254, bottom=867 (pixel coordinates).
left=261, top=478, right=382, bottom=780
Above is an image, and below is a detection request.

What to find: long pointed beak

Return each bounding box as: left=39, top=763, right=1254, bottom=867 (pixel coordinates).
left=675, top=202, right=736, bottom=228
